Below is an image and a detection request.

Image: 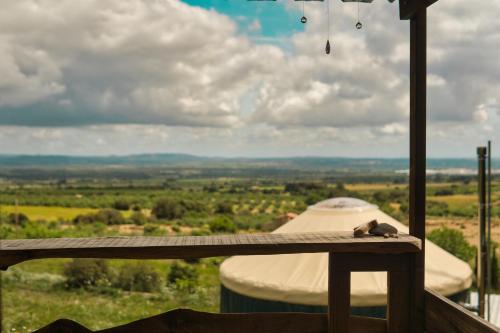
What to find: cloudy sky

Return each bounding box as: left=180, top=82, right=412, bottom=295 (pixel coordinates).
left=0, top=0, right=498, bottom=157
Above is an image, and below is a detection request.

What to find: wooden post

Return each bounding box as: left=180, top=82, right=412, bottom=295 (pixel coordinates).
left=328, top=253, right=350, bottom=333
left=409, top=5, right=426, bottom=333
left=477, top=147, right=487, bottom=318
left=387, top=256, right=411, bottom=333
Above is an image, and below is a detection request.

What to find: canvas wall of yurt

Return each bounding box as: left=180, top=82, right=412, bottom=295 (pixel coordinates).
left=219, top=198, right=473, bottom=317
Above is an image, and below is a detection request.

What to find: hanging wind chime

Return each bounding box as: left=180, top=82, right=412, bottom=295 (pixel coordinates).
left=301, top=0, right=307, bottom=23
left=287, top=0, right=379, bottom=54
left=325, top=0, right=331, bottom=54
left=356, top=0, right=363, bottom=29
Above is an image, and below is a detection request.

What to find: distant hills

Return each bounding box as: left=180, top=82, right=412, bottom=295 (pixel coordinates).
left=0, top=154, right=494, bottom=172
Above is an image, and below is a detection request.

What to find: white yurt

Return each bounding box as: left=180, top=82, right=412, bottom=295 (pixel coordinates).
left=220, top=197, right=474, bottom=317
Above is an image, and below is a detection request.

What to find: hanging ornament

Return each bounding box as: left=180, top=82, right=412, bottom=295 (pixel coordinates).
left=325, top=0, right=331, bottom=54
left=355, top=1, right=362, bottom=29
left=300, top=1, right=307, bottom=24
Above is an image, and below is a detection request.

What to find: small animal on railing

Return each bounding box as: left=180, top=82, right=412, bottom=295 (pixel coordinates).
left=353, top=220, right=399, bottom=238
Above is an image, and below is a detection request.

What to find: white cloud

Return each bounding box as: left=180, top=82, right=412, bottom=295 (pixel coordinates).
left=0, top=0, right=499, bottom=157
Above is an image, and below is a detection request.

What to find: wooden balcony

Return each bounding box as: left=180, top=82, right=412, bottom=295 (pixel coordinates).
left=1, top=232, right=496, bottom=333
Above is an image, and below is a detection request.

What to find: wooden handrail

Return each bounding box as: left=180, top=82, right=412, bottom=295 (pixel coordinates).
left=0, top=232, right=421, bottom=270
left=425, top=289, right=499, bottom=333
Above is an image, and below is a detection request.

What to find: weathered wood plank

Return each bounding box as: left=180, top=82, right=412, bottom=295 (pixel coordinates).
left=425, top=289, right=499, bottom=333
left=409, top=6, right=427, bottom=333
left=32, top=309, right=387, bottom=333
left=387, top=264, right=411, bottom=333
left=329, top=253, right=351, bottom=333
left=0, top=232, right=421, bottom=270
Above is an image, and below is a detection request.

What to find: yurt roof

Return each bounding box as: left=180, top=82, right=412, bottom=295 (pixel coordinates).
left=219, top=197, right=473, bottom=307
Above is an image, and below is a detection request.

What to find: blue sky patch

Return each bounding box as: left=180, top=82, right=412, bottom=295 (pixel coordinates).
left=182, top=0, right=304, bottom=42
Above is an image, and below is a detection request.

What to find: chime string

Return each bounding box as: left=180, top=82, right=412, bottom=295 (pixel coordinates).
left=327, top=0, right=330, bottom=41
left=357, top=0, right=360, bottom=24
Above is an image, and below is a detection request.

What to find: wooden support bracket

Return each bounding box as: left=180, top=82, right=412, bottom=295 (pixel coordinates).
left=399, top=0, right=438, bottom=20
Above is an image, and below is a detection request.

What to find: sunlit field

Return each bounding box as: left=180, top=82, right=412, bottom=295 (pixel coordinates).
left=2, top=175, right=499, bottom=332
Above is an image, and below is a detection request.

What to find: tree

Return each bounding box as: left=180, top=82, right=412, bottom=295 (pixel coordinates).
left=152, top=198, right=185, bottom=220
left=427, top=227, right=476, bottom=262
left=64, top=259, right=112, bottom=289
left=209, top=216, right=236, bottom=234
left=8, top=212, right=29, bottom=226
left=116, top=263, right=162, bottom=292
left=215, top=201, right=233, bottom=215
left=95, top=209, right=125, bottom=225
left=112, top=199, right=130, bottom=211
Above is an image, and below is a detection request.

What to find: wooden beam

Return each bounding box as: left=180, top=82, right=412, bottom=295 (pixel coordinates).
left=387, top=258, right=411, bottom=333
left=32, top=309, right=388, bottom=333
left=0, top=232, right=421, bottom=270
left=328, top=253, right=351, bottom=333
left=425, top=289, right=499, bottom=333
left=399, top=0, right=438, bottom=20
left=409, top=6, right=426, bottom=333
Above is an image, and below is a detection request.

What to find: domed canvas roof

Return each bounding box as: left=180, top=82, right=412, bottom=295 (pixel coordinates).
left=220, top=197, right=473, bottom=307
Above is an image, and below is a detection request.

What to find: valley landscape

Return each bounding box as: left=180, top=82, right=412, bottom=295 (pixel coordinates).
left=1, top=155, right=499, bottom=332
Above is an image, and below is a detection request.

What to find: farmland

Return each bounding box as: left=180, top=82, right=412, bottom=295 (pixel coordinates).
left=1, top=167, right=499, bottom=332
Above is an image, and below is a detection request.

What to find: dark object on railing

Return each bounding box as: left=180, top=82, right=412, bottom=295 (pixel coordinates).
left=33, top=309, right=387, bottom=333
left=353, top=220, right=378, bottom=237
left=369, top=223, right=399, bottom=238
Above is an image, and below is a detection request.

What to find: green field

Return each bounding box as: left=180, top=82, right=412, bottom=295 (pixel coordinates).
left=2, top=205, right=99, bottom=221
left=1, top=175, right=498, bottom=332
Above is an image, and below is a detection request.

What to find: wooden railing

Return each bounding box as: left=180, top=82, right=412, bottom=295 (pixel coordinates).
left=1, top=232, right=421, bottom=333
left=4, top=232, right=498, bottom=333
left=425, top=289, right=499, bottom=333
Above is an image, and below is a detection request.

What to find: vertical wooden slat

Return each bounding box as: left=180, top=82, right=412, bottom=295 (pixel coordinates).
left=409, top=6, right=427, bottom=333
left=477, top=147, right=487, bottom=318
left=328, top=253, right=350, bottom=333
left=387, top=256, right=411, bottom=333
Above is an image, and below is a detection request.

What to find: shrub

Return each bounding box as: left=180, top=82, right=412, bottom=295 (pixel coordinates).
left=427, top=227, right=476, bottom=262
left=167, top=262, right=198, bottom=290
left=152, top=198, right=185, bottom=220
left=215, top=201, right=233, bottom=215
left=95, top=209, right=125, bottom=225
left=22, top=220, right=63, bottom=239
left=426, top=201, right=449, bottom=217
left=8, top=212, right=29, bottom=225
left=434, top=188, right=454, bottom=196
left=130, top=211, right=148, bottom=226
left=143, top=224, right=161, bottom=236
left=209, top=216, right=236, bottom=234
left=73, top=213, right=96, bottom=224
left=112, top=199, right=130, bottom=211
left=115, top=263, right=162, bottom=292
left=64, top=259, right=112, bottom=289
left=73, top=209, right=125, bottom=225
